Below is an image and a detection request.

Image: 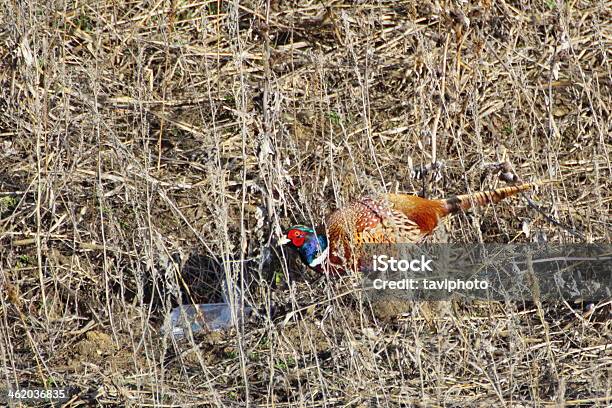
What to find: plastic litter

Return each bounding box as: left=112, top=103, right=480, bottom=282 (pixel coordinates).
left=165, top=302, right=253, bottom=339
left=161, top=257, right=259, bottom=339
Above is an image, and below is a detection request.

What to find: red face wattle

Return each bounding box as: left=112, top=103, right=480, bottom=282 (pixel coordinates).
left=287, top=229, right=306, bottom=247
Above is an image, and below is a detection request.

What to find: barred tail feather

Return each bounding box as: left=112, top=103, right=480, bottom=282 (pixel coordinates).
left=443, top=182, right=541, bottom=214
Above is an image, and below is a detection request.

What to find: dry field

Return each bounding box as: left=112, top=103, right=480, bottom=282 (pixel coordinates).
left=1, top=0, right=610, bottom=406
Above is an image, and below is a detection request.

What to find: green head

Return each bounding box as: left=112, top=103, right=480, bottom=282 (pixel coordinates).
left=279, top=225, right=329, bottom=269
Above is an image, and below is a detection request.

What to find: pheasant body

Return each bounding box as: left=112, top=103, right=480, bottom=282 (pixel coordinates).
left=281, top=183, right=540, bottom=273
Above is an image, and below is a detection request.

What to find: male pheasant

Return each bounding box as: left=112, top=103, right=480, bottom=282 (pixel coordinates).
left=280, top=183, right=541, bottom=273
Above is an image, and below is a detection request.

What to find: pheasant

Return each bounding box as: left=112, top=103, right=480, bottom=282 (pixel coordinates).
left=280, top=183, right=542, bottom=273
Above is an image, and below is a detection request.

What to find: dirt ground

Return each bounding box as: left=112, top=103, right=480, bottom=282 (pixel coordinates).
left=1, top=0, right=610, bottom=406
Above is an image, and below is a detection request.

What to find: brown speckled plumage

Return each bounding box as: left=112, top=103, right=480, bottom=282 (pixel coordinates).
left=321, top=183, right=538, bottom=272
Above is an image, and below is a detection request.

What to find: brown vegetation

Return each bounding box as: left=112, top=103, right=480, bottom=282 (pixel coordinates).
left=0, top=0, right=610, bottom=406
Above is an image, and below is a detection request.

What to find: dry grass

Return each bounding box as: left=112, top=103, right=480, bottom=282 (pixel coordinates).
left=1, top=0, right=610, bottom=406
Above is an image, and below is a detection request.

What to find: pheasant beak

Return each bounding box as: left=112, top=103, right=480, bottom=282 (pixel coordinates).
left=278, top=236, right=291, bottom=246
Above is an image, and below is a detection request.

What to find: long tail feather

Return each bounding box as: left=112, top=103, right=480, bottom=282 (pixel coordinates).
left=442, top=181, right=549, bottom=214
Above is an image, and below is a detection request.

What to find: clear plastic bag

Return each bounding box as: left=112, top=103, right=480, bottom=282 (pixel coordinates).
left=164, top=302, right=253, bottom=339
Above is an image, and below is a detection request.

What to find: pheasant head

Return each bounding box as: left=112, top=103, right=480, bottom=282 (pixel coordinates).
left=279, top=225, right=329, bottom=270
